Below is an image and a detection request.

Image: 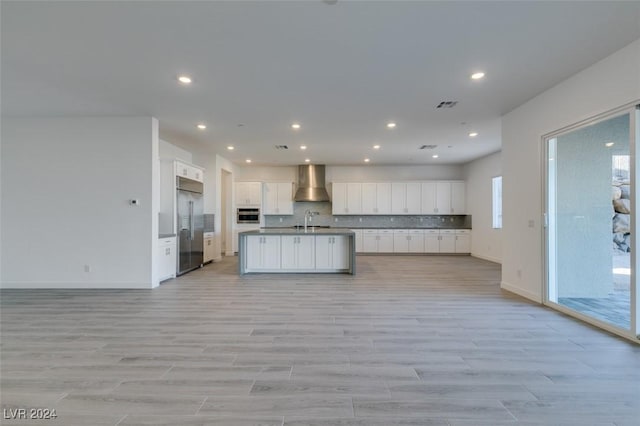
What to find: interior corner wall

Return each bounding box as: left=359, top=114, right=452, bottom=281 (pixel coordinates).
left=463, top=151, right=502, bottom=264
left=1, top=117, right=158, bottom=289
left=501, top=38, right=640, bottom=303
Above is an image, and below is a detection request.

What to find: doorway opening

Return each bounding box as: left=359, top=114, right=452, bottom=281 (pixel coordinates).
left=545, top=104, right=639, bottom=339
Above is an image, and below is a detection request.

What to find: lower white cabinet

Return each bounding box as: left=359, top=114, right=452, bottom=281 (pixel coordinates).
left=246, top=235, right=281, bottom=270
left=203, top=232, right=215, bottom=263
left=359, top=229, right=470, bottom=254
left=454, top=229, right=471, bottom=253
left=363, top=229, right=394, bottom=253
left=158, top=236, right=177, bottom=282
left=393, top=229, right=425, bottom=253
left=281, top=235, right=316, bottom=269
left=316, top=235, right=350, bottom=270
left=439, top=230, right=456, bottom=253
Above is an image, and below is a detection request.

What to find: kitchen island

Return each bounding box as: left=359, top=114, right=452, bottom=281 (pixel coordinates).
left=238, top=228, right=356, bottom=275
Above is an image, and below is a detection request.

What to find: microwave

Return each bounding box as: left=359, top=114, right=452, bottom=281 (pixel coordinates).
left=237, top=208, right=260, bottom=224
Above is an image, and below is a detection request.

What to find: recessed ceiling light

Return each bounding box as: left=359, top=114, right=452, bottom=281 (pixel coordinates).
left=304, top=158, right=311, bottom=163
left=227, top=146, right=234, bottom=150
left=364, top=158, right=370, bottom=163
left=469, top=132, right=478, bottom=137
left=471, top=72, right=485, bottom=80
left=245, top=159, right=252, bottom=163
left=605, top=142, right=615, bottom=147
left=373, top=145, right=381, bottom=150
left=177, top=75, right=192, bottom=84
left=386, top=122, right=396, bottom=129
left=291, top=123, right=301, bottom=130
left=432, top=154, right=439, bottom=159
left=300, top=145, right=307, bottom=150
left=196, top=123, right=207, bottom=130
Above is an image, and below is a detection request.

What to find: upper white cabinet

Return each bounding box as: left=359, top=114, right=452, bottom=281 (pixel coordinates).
left=391, top=182, right=421, bottom=214
left=263, top=182, right=293, bottom=215
left=362, top=183, right=391, bottom=215
left=175, top=161, right=204, bottom=183
left=421, top=181, right=466, bottom=214
left=332, top=183, right=362, bottom=215
left=235, top=182, right=262, bottom=206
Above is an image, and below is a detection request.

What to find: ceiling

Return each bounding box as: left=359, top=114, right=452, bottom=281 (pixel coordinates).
left=2, top=1, right=640, bottom=166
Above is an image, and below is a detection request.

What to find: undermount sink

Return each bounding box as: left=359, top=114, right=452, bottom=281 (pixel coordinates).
left=290, top=225, right=331, bottom=229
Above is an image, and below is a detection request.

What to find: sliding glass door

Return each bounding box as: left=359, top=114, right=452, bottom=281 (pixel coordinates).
left=545, top=105, right=638, bottom=339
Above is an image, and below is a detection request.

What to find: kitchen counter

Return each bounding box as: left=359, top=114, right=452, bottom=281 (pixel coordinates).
left=243, top=228, right=355, bottom=235
left=238, top=228, right=355, bottom=275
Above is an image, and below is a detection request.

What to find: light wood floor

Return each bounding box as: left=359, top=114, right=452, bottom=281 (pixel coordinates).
left=1, top=255, right=638, bottom=426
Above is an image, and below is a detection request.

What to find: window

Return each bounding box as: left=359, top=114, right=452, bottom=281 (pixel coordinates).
left=492, top=176, right=502, bottom=229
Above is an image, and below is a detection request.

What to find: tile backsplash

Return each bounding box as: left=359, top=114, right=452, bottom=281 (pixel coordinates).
left=264, top=202, right=471, bottom=229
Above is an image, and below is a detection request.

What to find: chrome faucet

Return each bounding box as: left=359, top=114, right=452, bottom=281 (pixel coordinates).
left=304, top=209, right=318, bottom=232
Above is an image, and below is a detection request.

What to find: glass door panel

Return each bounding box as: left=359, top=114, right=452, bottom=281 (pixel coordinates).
left=546, top=112, right=631, bottom=331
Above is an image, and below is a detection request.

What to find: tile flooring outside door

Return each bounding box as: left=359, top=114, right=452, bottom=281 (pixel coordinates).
left=1, top=255, right=639, bottom=425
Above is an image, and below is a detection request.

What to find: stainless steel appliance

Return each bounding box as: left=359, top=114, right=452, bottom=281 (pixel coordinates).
left=176, top=176, right=204, bottom=275
left=237, top=208, right=260, bottom=224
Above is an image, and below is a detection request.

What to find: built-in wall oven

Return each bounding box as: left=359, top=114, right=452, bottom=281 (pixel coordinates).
left=237, top=208, right=260, bottom=224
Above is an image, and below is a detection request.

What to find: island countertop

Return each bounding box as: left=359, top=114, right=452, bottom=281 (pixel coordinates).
left=239, top=228, right=355, bottom=236
left=238, top=228, right=356, bottom=275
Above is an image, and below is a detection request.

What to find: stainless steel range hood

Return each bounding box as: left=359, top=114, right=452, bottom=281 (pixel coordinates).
left=294, top=164, right=330, bottom=202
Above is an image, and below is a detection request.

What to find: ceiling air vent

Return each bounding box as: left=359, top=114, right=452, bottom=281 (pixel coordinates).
left=275, top=145, right=289, bottom=150
left=436, top=101, right=458, bottom=109
left=419, top=145, right=438, bottom=150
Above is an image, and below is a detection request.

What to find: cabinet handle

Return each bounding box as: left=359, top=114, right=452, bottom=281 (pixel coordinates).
left=165, top=248, right=170, bottom=255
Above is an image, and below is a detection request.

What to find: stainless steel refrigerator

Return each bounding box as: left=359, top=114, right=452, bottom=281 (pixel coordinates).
left=176, top=176, right=204, bottom=275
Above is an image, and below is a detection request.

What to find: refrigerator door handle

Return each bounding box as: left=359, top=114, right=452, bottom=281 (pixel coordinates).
left=189, top=201, right=194, bottom=240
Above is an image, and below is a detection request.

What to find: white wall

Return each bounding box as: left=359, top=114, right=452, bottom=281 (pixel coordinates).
left=1, top=117, right=160, bottom=288
left=235, top=165, right=296, bottom=182
left=464, top=151, right=502, bottom=264
left=159, top=139, right=192, bottom=163
left=502, top=38, right=640, bottom=302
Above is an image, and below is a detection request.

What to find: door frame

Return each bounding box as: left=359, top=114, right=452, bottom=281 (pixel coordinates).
left=542, top=101, right=640, bottom=342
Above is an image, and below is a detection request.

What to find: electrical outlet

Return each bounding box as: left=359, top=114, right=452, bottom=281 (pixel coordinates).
left=334, top=218, right=338, bottom=222
left=359, top=217, right=362, bottom=222
left=517, top=269, right=522, bottom=279
left=390, top=217, right=394, bottom=222
left=419, top=217, right=423, bottom=222
left=84, top=264, right=91, bottom=273
left=279, top=217, right=283, bottom=222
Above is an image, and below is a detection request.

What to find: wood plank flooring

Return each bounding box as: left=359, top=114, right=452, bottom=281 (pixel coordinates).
left=1, top=255, right=639, bottom=425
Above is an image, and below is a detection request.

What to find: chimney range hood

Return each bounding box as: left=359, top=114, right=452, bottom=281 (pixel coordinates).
left=294, top=164, right=330, bottom=202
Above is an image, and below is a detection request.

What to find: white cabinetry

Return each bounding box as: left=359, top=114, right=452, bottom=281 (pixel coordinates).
left=176, top=161, right=204, bottom=183
left=263, top=182, right=293, bottom=215
left=421, top=181, right=466, bottom=214
left=391, top=183, right=421, bottom=214
left=424, top=230, right=441, bottom=253
left=362, top=183, right=391, bottom=215
left=393, top=229, right=425, bottom=253
left=235, top=182, right=262, bottom=206
left=362, top=229, right=394, bottom=252
left=454, top=229, right=471, bottom=253
left=246, top=235, right=281, bottom=270
left=332, top=183, right=362, bottom=215
left=438, top=229, right=456, bottom=253
left=158, top=236, right=177, bottom=282
left=315, top=235, right=350, bottom=270
left=281, top=235, right=316, bottom=270
left=203, top=232, right=215, bottom=263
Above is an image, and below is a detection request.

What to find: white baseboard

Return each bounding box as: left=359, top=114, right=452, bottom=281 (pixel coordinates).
left=0, top=281, right=153, bottom=289
left=500, top=281, right=542, bottom=303
left=471, top=253, right=501, bottom=264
